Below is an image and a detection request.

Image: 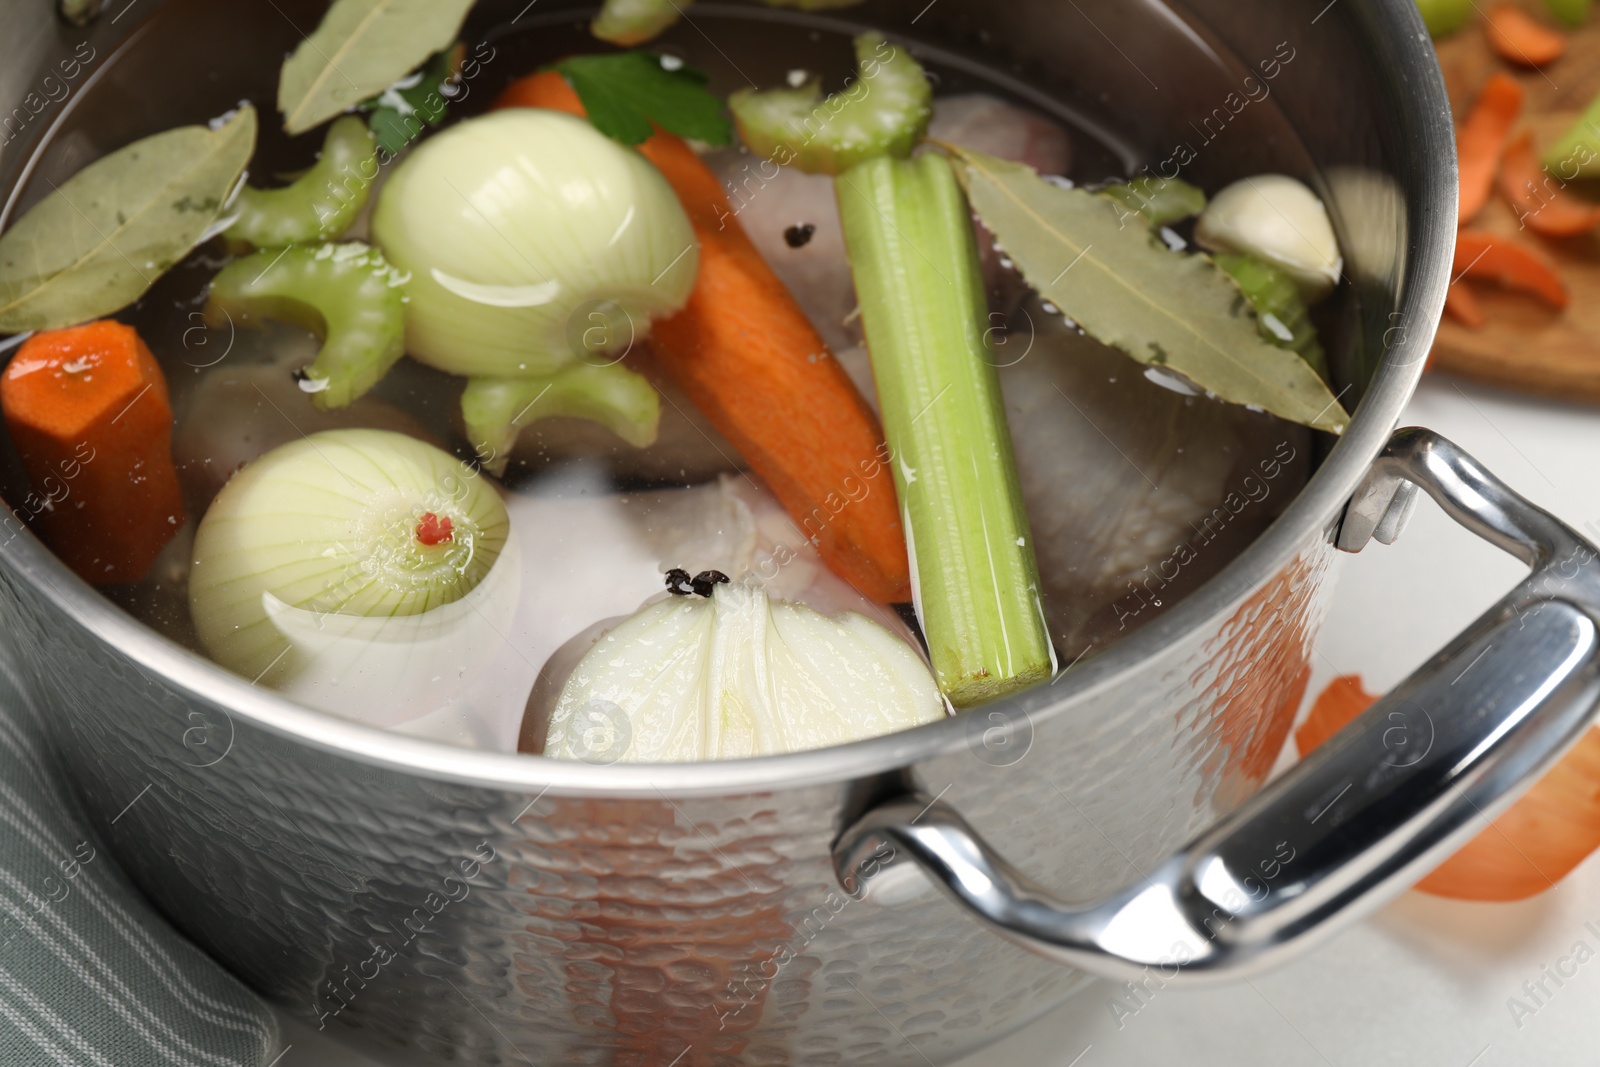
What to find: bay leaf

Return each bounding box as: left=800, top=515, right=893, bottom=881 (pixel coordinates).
left=0, top=106, right=257, bottom=334
left=947, top=146, right=1349, bottom=434
left=279, top=0, right=475, bottom=136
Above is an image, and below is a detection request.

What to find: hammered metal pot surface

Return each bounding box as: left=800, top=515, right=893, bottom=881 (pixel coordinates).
left=0, top=533, right=1336, bottom=1065
left=0, top=0, right=1451, bottom=1062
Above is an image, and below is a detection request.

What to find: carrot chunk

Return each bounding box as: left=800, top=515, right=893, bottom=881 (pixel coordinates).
left=1457, top=73, right=1526, bottom=225
left=1500, top=130, right=1600, bottom=235
left=1453, top=229, right=1569, bottom=308
left=1486, top=4, right=1569, bottom=67
left=1297, top=674, right=1600, bottom=901
left=495, top=72, right=912, bottom=603
left=2, top=321, right=183, bottom=584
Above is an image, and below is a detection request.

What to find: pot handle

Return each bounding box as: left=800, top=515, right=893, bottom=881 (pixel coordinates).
left=834, top=428, right=1600, bottom=982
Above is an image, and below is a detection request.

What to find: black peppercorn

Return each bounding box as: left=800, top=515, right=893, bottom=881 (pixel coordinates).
left=691, top=570, right=730, bottom=597
left=664, top=568, right=695, bottom=595
left=783, top=223, right=816, bottom=249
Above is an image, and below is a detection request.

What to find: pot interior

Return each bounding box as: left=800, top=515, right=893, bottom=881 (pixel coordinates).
left=0, top=0, right=1445, bottom=773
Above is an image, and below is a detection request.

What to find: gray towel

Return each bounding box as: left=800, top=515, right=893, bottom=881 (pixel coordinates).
left=0, top=663, right=281, bottom=1066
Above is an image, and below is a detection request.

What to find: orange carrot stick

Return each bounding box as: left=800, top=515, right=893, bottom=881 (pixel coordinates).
left=1486, top=4, right=1568, bottom=67
left=1, top=321, right=183, bottom=584
left=1454, top=229, right=1569, bottom=308
left=1443, top=279, right=1487, bottom=328
left=1297, top=674, right=1600, bottom=901
left=496, top=73, right=912, bottom=603
left=1500, top=131, right=1600, bottom=236
left=1458, top=73, right=1525, bottom=225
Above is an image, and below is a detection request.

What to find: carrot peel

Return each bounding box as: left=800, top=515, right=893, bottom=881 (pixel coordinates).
left=1444, top=280, right=1487, bottom=329
left=1499, top=131, right=1600, bottom=236
left=1453, top=230, right=1569, bottom=309
left=1457, top=73, right=1526, bottom=225
left=1, top=321, right=184, bottom=584
left=1485, top=4, right=1568, bottom=67
left=1298, top=674, right=1600, bottom=901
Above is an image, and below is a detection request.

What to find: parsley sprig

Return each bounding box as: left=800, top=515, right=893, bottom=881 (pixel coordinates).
left=363, top=45, right=462, bottom=155
left=551, top=52, right=732, bottom=146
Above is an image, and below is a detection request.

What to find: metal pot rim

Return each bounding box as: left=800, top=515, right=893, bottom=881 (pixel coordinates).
left=0, top=4, right=1451, bottom=799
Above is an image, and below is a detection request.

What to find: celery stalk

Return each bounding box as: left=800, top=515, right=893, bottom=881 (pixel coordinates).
left=836, top=152, right=1054, bottom=706
left=1100, top=176, right=1207, bottom=228
left=729, top=33, right=932, bottom=176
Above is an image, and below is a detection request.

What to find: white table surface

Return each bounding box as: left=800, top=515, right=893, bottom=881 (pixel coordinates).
left=276, top=370, right=1600, bottom=1066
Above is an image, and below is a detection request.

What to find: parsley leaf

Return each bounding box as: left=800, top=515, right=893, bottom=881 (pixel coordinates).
left=551, top=52, right=732, bottom=147
left=363, top=44, right=463, bottom=156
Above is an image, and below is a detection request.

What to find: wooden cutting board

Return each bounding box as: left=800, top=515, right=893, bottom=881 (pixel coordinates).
left=1430, top=4, right=1600, bottom=401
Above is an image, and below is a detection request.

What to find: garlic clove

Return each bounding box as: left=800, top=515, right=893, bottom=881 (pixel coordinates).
left=1194, top=174, right=1343, bottom=303
left=542, top=581, right=944, bottom=763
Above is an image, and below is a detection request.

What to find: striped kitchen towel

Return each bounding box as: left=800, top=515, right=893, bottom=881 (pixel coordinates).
left=0, top=664, right=281, bottom=1066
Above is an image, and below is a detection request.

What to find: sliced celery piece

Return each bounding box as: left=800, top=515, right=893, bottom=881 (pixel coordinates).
left=226, top=117, right=378, bottom=249
left=1214, top=252, right=1329, bottom=381
left=205, top=242, right=408, bottom=410
left=461, top=361, right=661, bottom=475
left=592, top=0, right=683, bottom=45
left=592, top=0, right=868, bottom=45
left=1415, top=0, right=1474, bottom=35
left=837, top=152, right=1053, bottom=706
left=1545, top=0, right=1591, bottom=28
left=1100, top=176, right=1207, bottom=228
left=1544, top=93, right=1600, bottom=179
left=729, top=32, right=931, bottom=176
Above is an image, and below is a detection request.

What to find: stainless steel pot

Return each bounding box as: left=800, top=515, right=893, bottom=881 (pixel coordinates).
left=3, top=0, right=1597, bottom=1064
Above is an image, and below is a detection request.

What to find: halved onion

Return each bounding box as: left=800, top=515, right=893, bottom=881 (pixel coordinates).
left=542, top=581, right=945, bottom=762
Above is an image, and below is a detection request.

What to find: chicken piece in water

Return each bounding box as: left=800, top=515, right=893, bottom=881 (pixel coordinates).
left=395, top=468, right=916, bottom=752
left=999, top=302, right=1310, bottom=657
left=719, top=93, right=1073, bottom=358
